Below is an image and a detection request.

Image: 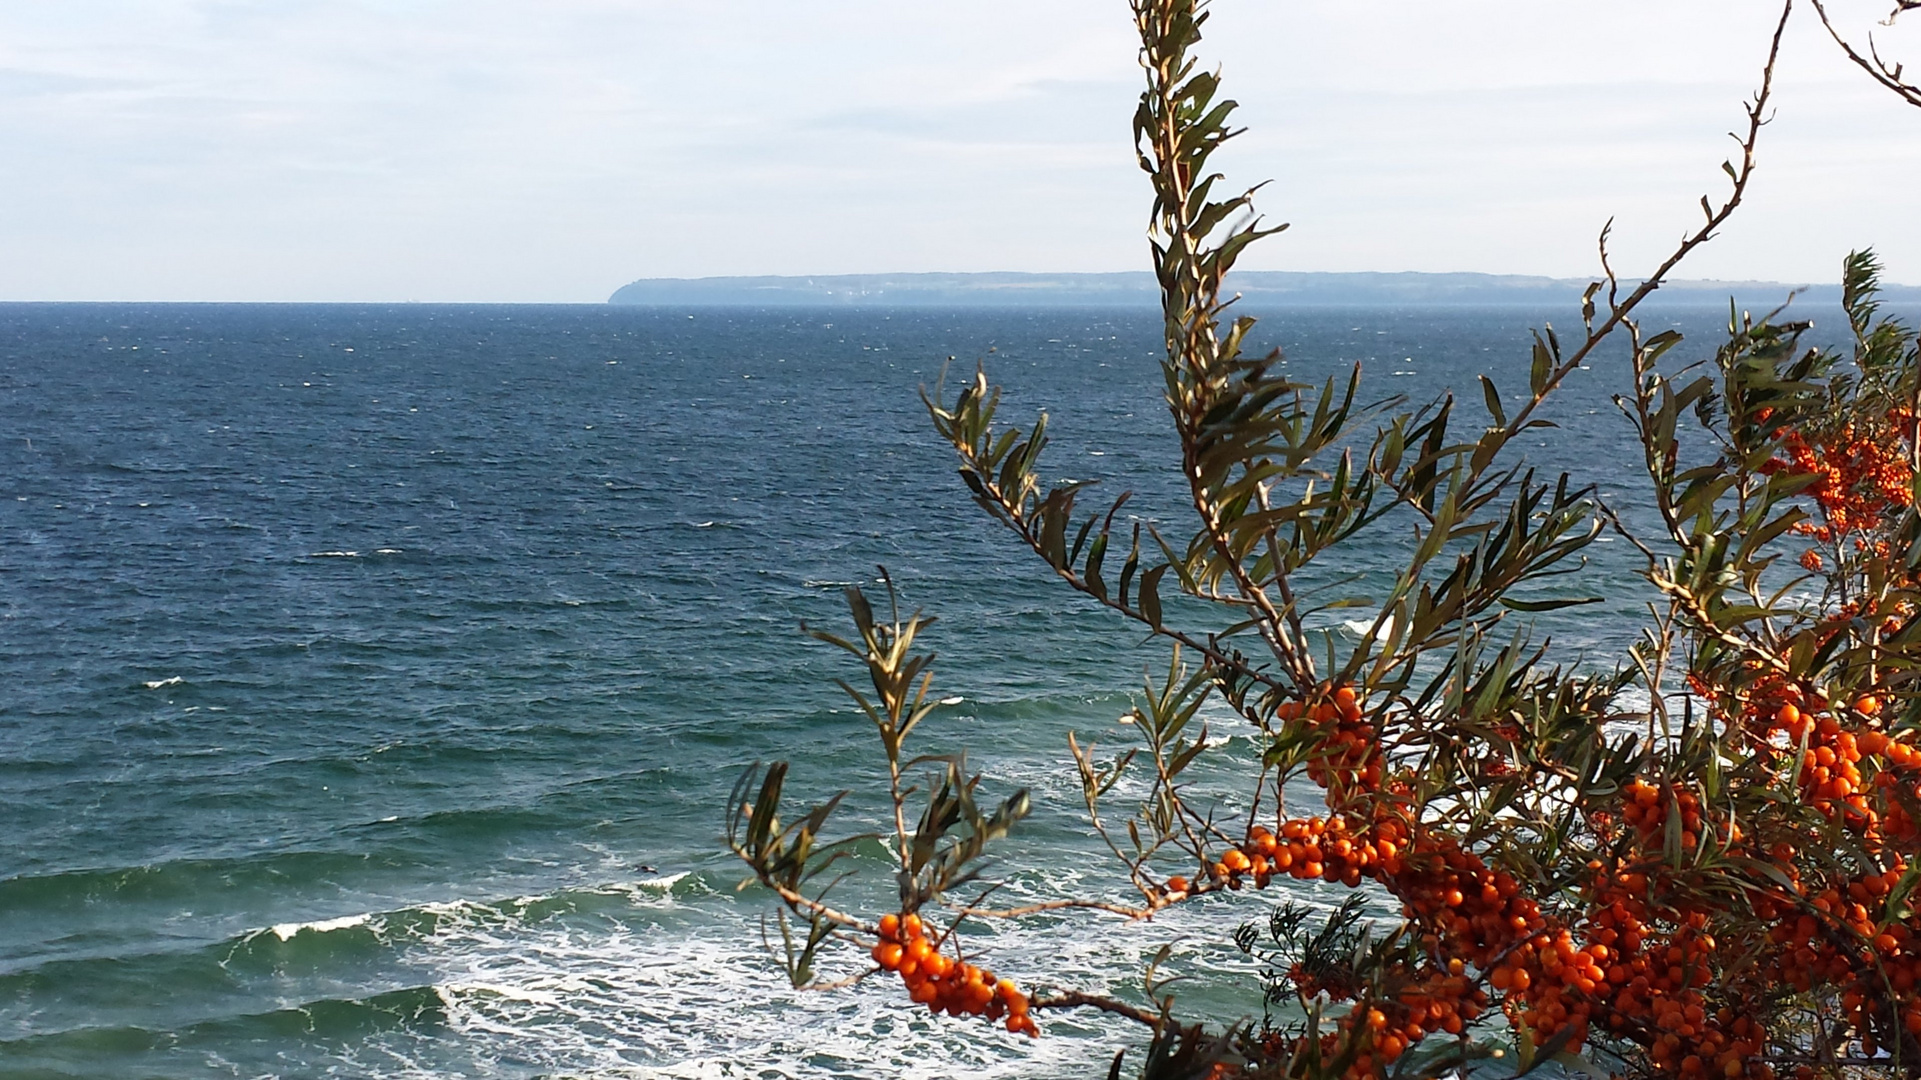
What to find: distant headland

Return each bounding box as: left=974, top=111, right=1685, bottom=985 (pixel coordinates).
left=609, top=270, right=1921, bottom=309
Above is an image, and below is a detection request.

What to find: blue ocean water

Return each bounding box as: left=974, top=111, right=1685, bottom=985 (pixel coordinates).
left=0, top=300, right=1880, bottom=1078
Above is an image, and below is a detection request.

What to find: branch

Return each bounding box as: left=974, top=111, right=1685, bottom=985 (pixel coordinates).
left=761, top=880, right=878, bottom=936
left=1505, top=0, right=1795, bottom=443
left=946, top=897, right=1157, bottom=920
left=1029, top=990, right=1166, bottom=1028
left=1812, top=0, right=1921, bottom=108
left=962, top=467, right=1288, bottom=691
left=1648, top=567, right=1795, bottom=677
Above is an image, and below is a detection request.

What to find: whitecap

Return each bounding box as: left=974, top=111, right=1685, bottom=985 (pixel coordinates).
left=1337, top=612, right=1396, bottom=642
left=269, top=913, right=373, bottom=941
left=209, top=871, right=1272, bottom=1077
left=408, top=914, right=1135, bottom=1079
left=309, top=550, right=360, bottom=558
left=142, top=676, right=183, bottom=689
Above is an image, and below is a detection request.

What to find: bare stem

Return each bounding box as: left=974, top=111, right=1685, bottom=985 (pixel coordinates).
left=1029, top=990, right=1165, bottom=1029
left=1812, top=0, right=1921, bottom=108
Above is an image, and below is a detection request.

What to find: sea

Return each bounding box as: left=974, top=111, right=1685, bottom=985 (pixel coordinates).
left=0, top=300, right=1893, bottom=1079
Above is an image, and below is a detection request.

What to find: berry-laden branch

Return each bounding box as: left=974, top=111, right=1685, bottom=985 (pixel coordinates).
left=724, top=1, right=1921, bottom=1075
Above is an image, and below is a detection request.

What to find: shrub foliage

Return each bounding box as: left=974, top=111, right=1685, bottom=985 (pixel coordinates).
left=726, top=2, right=1921, bottom=1076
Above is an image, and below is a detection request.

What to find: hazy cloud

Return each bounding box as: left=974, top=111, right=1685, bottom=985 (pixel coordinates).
left=0, top=0, right=1914, bottom=300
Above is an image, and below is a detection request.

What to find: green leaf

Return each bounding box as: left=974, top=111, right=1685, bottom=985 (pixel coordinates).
left=1039, top=491, right=1070, bottom=568
left=1499, top=596, right=1604, bottom=613
left=1084, top=532, right=1110, bottom=600
left=1140, top=564, right=1168, bottom=628
left=1480, top=375, right=1507, bottom=426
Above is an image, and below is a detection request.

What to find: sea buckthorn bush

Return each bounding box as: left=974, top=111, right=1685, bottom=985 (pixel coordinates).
left=725, top=1, right=1921, bottom=1076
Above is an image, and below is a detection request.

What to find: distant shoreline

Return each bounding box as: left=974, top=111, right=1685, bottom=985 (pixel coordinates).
left=609, top=270, right=1921, bottom=309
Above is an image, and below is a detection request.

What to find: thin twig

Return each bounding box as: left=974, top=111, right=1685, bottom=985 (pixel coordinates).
left=1505, top=0, right=1795, bottom=444
left=759, top=880, right=877, bottom=936
left=946, top=897, right=1155, bottom=920
left=1812, top=0, right=1921, bottom=107
left=1029, top=990, right=1165, bottom=1028
left=966, top=473, right=1288, bottom=691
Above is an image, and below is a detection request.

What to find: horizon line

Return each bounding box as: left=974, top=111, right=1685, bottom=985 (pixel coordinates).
left=4, top=266, right=1915, bottom=306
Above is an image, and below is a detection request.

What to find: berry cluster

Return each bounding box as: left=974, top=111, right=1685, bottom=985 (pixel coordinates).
left=1620, top=778, right=1708, bottom=850
left=1282, top=685, right=1382, bottom=798
left=1164, top=823, right=1513, bottom=1071
left=1577, top=878, right=1762, bottom=1078
left=1162, top=685, right=1543, bottom=1075
left=1567, top=685, right=1921, bottom=1074
left=1242, top=960, right=1488, bottom=1078
left=1172, top=814, right=1407, bottom=897
left=1167, top=678, right=1921, bottom=1076
left=853, top=670, right=1917, bottom=1068
left=1767, top=407, right=1915, bottom=547
left=1751, top=692, right=1921, bottom=1056
left=869, top=913, right=1037, bottom=1037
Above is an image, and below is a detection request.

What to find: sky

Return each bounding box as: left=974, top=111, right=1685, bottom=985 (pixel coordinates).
left=0, top=1, right=1917, bottom=302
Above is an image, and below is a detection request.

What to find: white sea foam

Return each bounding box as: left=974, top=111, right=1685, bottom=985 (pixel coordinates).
left=269, top=913, right=373, bottom=941
left=1336, top=612, right=1395, bottom=642
left=267, top=872, right=1289, bottom=1079
left=310, top=550, right=361, bottom=558
left=408, top=911, right=1142, bottom=1078
left=142, top=676, right=184, bottom=689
